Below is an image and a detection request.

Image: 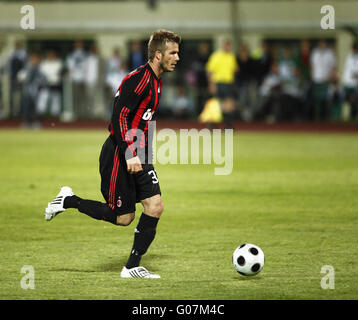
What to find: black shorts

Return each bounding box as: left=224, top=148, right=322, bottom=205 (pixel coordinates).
left=99, top=136, right=161, bottom=215
left=217, top=83, right=235, bottom=99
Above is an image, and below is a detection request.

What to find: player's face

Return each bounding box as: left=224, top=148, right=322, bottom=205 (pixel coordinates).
left=160, top=42, right=180, bottom=72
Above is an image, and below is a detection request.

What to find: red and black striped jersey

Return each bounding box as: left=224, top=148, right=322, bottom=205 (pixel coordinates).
left=108, top=62, right=162, bottom=160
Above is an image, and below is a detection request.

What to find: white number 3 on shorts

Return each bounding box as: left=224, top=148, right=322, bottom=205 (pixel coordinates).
left=148, top=170, right=159, bottom=184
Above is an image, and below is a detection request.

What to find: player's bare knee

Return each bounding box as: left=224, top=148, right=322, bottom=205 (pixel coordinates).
left=116, top=212, right=135, bottom=226
left=142, top=196, right=164, bottom=218
left=148, top=199, right=164, bottom=218
left=153, top=200, right=164, bottom=217
left=157, top=200, right=164, bottom=215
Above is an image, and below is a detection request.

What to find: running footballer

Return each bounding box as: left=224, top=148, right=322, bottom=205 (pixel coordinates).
left=44, top=30, right=181, bottom=278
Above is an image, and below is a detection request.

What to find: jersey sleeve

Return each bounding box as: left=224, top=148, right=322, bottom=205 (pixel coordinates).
left=111, top=69, right=151, bottom=159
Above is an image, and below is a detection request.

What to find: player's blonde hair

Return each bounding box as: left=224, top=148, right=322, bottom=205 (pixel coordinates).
left=147, top=29, right=181, bottom=61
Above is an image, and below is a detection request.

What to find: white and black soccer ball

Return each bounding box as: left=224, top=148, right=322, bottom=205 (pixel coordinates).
left=233, top=243, right=265, bottom=276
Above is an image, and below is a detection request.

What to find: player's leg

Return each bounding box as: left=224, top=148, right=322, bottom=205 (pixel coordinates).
left=65, top=194, right=135, bottom=226
left=125, top=194, right=163, bottom=268
left=44, top=185, right=135, bottom=226
left=121, top=195, right=163, bottom=279
left=44, top=136, right=136, bottom=226
left=121, top=166, right=163, bottom=278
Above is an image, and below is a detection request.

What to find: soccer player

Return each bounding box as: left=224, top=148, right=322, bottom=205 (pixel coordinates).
left=44, top=30, right=181, bottom=279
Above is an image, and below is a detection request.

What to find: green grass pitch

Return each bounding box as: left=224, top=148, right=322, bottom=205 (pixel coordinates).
left=0, top=128, right=357, bottom=300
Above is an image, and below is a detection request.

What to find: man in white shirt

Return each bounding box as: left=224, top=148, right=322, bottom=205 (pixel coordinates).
left=66, top=40, right=87, bottom=119
left=310, top=40, right=336, bottom=120
left=342, top=41, right=358, bottom=119
left=85, top=44, right=105, bottom=119
left=37, top=50, right=63, bottom=118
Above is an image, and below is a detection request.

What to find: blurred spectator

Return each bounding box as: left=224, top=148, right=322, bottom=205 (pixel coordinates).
left=84, top=43, right=105, bottom=119
left=328, top=69, right=344, bottom=121
left=310, top=40, right=336, bottom=120
left=7, top=40, right=27, bottom=118
left=66, top=40, right=87, bottom=120
left=257, top=61, right=282, bottom=122
left=296, top=40, right=311, bottom=84
left=106, top=47, right=122, bottom=75
left=105, top=48, right=126, bottom=119
left=171, top=85, right=194, bottom=119
left=128, top=40, right=145, bottom=71
left=342, top=40, right=358, bottom=120
left=278, top=47, right=297, bottom=84
left=191, top=41, right=211, bottom=115
left=17, top=52, right=46, bottom=128
left=252, top=41, right=273, bottom=86
left=37, top=50, right=63, bottom=119
left=278, top=46, right=302, bottom=120
left=295, top=40, right=312, bottom=120
left=206, top=39, right=239, bottom=128
left=236, top=43, right=255, bottom=121
left=105, top=62, right=128, bottom=118
left=106, top=62, right=127, bottom=96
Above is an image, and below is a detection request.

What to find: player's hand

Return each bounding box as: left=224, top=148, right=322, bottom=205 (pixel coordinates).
left=126, top=156, right=143, bottom=174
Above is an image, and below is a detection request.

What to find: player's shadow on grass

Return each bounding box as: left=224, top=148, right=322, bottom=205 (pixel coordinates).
left=95, top=258, right=126, bottom=272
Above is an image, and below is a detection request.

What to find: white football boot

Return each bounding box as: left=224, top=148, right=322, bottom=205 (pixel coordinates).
left=121, top=266, right=160, bottom=279
left=44, top=186, right=74, bottom=221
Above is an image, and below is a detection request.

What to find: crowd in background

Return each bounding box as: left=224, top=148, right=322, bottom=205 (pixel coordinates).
left=0, top=37, right=358, bottom=128
left=197, top=38, right=358, bottom=126
left=0, top=39, right=147, bottom=127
